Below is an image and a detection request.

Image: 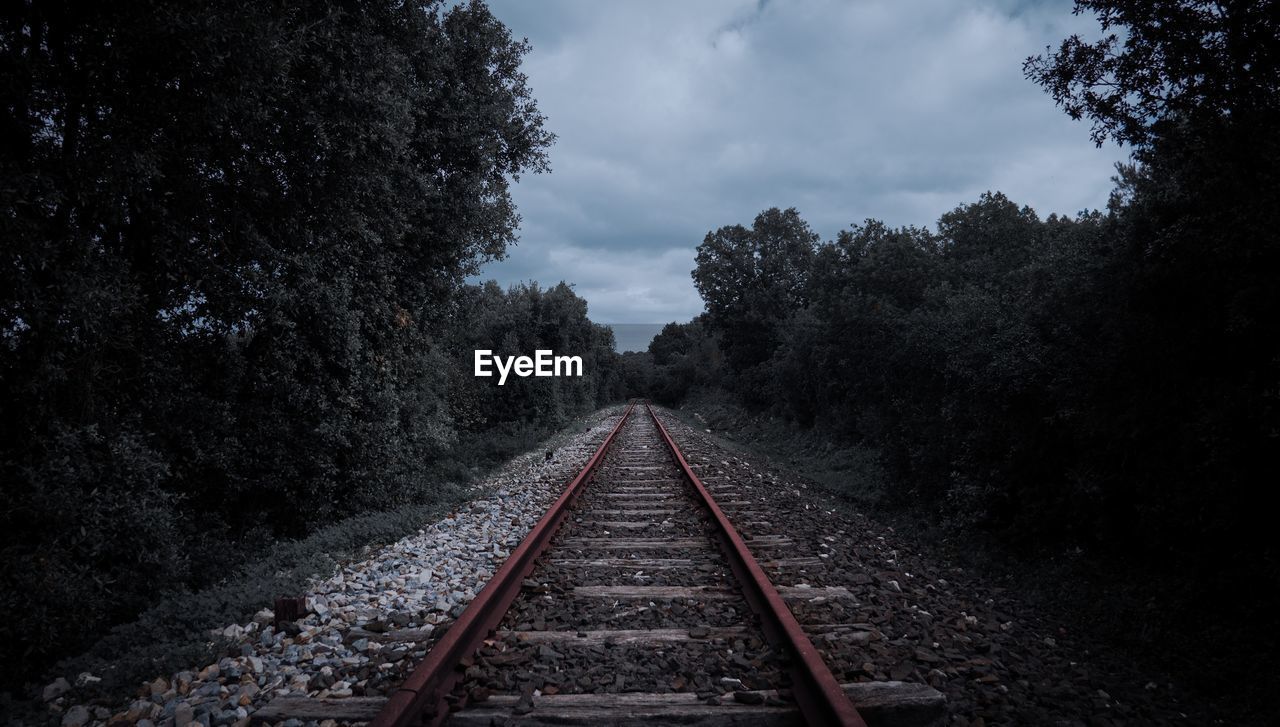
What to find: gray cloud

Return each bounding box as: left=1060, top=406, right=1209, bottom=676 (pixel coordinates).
left=477, top=0, right=1125, bottom=324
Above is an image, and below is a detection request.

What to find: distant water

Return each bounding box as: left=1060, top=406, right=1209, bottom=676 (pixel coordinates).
left=606, top=323, right=667, bottom=353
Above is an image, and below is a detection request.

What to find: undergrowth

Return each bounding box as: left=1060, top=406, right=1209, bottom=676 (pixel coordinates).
left=4, top=405, right=618, bottom=716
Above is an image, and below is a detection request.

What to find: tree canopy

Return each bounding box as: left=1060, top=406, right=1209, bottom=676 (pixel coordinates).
left=1024, top=0, right=1280, bottom=146
left=644, top=0, right=1279, bottom=699
left=0, top=1, right=624, bottom=689
left=692, top=207, right=817, bottom=379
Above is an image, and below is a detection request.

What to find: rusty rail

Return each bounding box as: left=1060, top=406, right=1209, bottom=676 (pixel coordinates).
left=644, top=403, right=867, bottom=727
left=370, top=402, right=636, bottom=727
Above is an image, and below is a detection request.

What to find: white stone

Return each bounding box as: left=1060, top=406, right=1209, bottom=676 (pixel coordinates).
left=43, top=677, right=71, bottom=702
left=51, top=408, right=624, bottom=723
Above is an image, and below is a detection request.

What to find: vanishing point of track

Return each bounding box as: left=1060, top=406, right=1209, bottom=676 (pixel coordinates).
left=375, top=401, right=861, bottom=726
left=257, top=402, right=947, bottom=725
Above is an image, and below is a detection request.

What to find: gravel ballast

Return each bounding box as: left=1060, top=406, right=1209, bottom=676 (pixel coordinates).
left=38, top=402, right=1224, bottom=726
left=37, top=407, right=625, bottom=727
left=651, top=406, right=1215, bottom=726
left=466, top=411, right=788, bottom=709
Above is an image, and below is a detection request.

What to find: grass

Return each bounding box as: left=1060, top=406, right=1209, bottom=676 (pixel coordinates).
left=7, top=404, right=620, bottom=716
left=662, top=392, right=889, bottom=511
left=662, top=391, right=1275, bottom=726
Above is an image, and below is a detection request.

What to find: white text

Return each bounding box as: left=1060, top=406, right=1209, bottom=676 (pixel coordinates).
left=474, top=349, right=583, bottom=385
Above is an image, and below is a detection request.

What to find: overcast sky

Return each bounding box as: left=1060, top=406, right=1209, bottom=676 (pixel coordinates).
left=476, top=0, right=1127, bottom=324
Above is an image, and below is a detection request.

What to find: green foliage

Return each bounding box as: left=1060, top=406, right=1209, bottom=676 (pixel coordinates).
left=664, top=169, right=1276, bottom=677
left=1023, top=0, right=1279, bottom=147
left=692, top=208, right=817, bottom=381
left=0, top=1, right=623, bottom=692
left=56, top=499, right=463, bottom=702
left=45, top=398, right=611, bottom=707
left=614, top=351, right=659, bottom=401
left=444, top=281, right=621, bottom=431
left=649, top=2, right=1280, bottom=690
left=643, top=318, right=720, bottom=405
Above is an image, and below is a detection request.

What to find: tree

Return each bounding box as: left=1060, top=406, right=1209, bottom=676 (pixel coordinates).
left=0, top=0, right=555, bottom=686
left=645, top=318, right=719, bottom=404
left=1024, top=0, right=1280, bottom=147
left=443, top=281, right=618, bottom=434
left=656, top=1, right=1279, bottom=706
left=650, top=321, right=695, bottom=366
left=1025, top=5, right=1280, bottom=687
left=692, top=207, right=817, bottom=375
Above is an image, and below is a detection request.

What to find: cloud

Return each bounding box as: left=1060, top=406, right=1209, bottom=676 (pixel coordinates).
left=476, top=0, right=1124, bottom=324
left=484, top=241, right=704, bottom=325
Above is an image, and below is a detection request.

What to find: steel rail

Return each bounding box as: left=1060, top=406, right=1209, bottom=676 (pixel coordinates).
left=644, top=403, right=868, bottom=727
left=371, top=401, right=637, bottom=727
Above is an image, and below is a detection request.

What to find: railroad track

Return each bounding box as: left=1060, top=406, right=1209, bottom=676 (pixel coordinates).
left=255, top=402, right=944, bottom=726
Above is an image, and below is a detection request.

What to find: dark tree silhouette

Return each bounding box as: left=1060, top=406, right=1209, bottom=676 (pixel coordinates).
left=1024, top=0, right=1280, bottom=146
left=692, top=208, right=816, bottom=380
left=0, top=0, right=625, bottom=688
left=652, top=3, right=1279, bottom=706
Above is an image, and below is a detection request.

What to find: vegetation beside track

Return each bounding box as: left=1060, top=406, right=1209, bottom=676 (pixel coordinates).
left=2, top=405, right=621, bottom=721
left=621, top=3, right=1280, bottom=716
left=0, top=2, right=626, bottom=694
